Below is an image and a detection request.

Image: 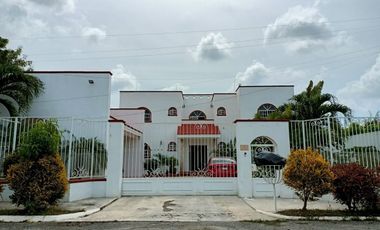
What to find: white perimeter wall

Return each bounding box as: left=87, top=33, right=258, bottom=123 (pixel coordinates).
left=345, top=131, right=380, bottom=150
left=27, top=73, right=111, bottom=119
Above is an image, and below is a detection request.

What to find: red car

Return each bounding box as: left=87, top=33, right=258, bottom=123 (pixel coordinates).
left=207, top=157, right=237, bottom=177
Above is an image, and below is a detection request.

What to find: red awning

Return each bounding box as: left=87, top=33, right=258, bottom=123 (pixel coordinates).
left=177, top=124, right=221, bottom=136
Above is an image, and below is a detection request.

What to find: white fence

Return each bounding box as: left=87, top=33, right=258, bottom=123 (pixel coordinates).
left=0, top=117, right=108, bottom=179
left=123, top=122, right=237, bottom=178
left=289, top=117, right=380, bottom=168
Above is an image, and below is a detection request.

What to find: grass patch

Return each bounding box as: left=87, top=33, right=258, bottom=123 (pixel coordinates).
left=0, top=207, right=83, bottom=216
left=278, top=209, right=380, bottom=217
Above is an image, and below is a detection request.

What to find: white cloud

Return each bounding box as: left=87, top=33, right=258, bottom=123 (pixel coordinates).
left=264, top=4, right=349, bottom=53
left=190, top=32, right=233, bottom=61
left=234, top=60, right=306, bottom=86
left=338, top=54, right=380, bottom=115
left=110, top=64, right=140, bottom=107
left=28, top=0, right=75, bottom=13
left=111, top=64, right=140, bottom=92
left=162, top=83, right=189, bottom=92
left=81, top=27, right=107, bottom=43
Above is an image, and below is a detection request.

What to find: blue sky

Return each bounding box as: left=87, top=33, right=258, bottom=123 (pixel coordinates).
left=1, top=0, right=380, bottom=115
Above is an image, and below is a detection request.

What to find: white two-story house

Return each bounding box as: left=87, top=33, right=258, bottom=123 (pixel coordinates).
left=111, top=85, right=294, bottom=177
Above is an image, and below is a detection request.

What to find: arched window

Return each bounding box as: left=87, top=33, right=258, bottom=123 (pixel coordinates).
left=250, top=136, right=275, bottom=156
left=139, top=107, right=152, bottom=123
left=217, top=107, right=226, bottom=116
left=144, top=143, right=151, bottom=159
left=168, top=107, right=177, bottom=116
left=167, top=142, right=176, bottom=152
left=257, top=103, right=277, bottom=118
left=189, top=110, right=206, bottom=120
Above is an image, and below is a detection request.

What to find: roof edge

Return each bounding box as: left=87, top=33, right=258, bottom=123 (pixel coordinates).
left=25, top=70, right=112, bottom=76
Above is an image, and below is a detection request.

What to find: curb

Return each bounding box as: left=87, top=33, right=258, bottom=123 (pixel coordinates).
left=242, top=198, right=380, bottom=221
left=0, top=198, right=117, bottom=222
left=255, top=209, right=380, bottom=221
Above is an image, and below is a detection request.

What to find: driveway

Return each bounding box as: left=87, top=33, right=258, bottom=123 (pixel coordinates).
left=78, top=196, right=275, bottom=222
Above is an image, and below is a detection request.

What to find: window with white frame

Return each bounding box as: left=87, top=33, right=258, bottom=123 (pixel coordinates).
left=189, top=110, right=206, bottom=120
left=144, top=143, right=152, bottom=159
left=250, top=136, right=275, bottom=156
left=167, top=142, right=176, bottom=151
left=257, top=103, right=277, bottom=118
left=138, top=107, right=152, bottom=123
left=217, top=107, right=226, bottom=116
left=168, top=107, right=177, bottom=116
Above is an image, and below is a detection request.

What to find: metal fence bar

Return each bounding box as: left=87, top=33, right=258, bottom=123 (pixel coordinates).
left=289, top=117, right=380, bottom=169
left=0, top=117, right=108, bottom=179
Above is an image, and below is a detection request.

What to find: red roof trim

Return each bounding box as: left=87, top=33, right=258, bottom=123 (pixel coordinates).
left=110, top=108, right=145, bottom=111
left=234, top=119, right=289, bottom=123
left=25, top=71, right=112, bottom=76
left=69, top=178, right=106, bottom=184
left=109, top=116, right=143, bottom=134
left=0, top=178, right=7, bottom=184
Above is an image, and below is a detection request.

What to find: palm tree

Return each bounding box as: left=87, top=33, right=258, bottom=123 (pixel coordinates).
left=278, top=80, right=351, bottom=120
left=0, top=37, right=44, bottom=116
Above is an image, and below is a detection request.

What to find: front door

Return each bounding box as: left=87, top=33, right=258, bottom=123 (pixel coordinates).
left=189, top=145, right=208, bottom=171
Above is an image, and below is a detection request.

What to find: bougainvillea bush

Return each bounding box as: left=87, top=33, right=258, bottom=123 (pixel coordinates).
left=283, top=148, right=334, bottom=210
left=5, top=120, right=68, bottom=214
left=331, top=163, right=379, bottom=211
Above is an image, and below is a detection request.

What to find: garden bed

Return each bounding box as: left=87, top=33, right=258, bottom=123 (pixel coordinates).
left=278, top=209, right=380, bottom=217
left=0, top=207, right=83, bottom=216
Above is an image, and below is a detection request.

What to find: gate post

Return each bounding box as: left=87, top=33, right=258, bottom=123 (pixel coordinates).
left=236, top=122, right=253, bottom=198
left=106, top=121, right=124, bottom=197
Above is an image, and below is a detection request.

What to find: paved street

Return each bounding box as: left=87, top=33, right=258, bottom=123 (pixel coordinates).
left=0, top=221, right=379, bottom=230
left=76, top=196, right=275, bottom=222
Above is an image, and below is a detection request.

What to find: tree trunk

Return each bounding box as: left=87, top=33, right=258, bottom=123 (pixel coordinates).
left=302, top=195, right=309, bottom=211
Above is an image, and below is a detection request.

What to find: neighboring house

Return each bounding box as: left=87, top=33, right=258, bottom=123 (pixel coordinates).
left=111, top=85, right=294, bottom=177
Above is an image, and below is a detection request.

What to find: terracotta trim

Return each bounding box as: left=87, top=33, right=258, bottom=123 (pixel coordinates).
left=108, top=119, right=126, bottom=124
left=109, top=116, right=143, bottom=134
left=120, top=90, right=182, bottom=93
left=110, top=108, right=145, bottom=111
left=234, top=119, right=289, bottom=123
left=181, top=119, right=215, bottom=121
left=235, top=85, right=294, bottom=92
left=69, top=177, right=106, bottom=184
left=1, top=178, right=108, bottom=184
left=0, top=178, right=7, bottom=185
left=25, top=71, right=112, bottom=76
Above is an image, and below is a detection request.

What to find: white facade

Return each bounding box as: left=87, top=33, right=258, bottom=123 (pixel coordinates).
left=117, top=85, right=293, bottom=152
left=11, top=71, right=112, bottom=119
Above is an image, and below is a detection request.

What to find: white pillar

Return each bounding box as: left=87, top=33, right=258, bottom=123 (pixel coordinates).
left=106, top=122, right=124, bottom=197
left=236, top=122, right=253, bottom=198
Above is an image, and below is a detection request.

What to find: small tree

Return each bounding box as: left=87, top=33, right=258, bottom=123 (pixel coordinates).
left=6, top=120, right=68, bottom=214
left=331, top=163, right=379, bottom=211
left=283, top=148, right=334, bottom=210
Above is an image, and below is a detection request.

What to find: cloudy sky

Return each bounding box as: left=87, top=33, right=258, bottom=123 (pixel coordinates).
left=1, top=0, right=380, bottom=115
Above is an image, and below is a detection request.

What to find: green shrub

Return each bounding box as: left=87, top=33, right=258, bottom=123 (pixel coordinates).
left=283, top=148, right=334, bottom=210
left=17, top=120, right=60, bottom=160
left=331, top=163, right=380, bottom=211
left=3, top=153, right=22, bottom=176
left=6, top=154, right=68, bottom=214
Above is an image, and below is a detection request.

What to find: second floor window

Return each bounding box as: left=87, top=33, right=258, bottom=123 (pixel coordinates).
left=217, top=107, right=226, bottom=116
left=189, top=110, right=206, bottom=120
left=257, top=103, right=276, bottom=118
left=168, top=107, right=177, bottom=116
left=139, top=107, right=152, bottom=123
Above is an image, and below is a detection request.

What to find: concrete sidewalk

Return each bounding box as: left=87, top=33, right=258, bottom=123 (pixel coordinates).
left=76, top=196, right=276, bottom=222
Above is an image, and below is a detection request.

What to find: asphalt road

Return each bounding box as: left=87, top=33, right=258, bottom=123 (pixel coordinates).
left=0, top=221, right=378, bottom=230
